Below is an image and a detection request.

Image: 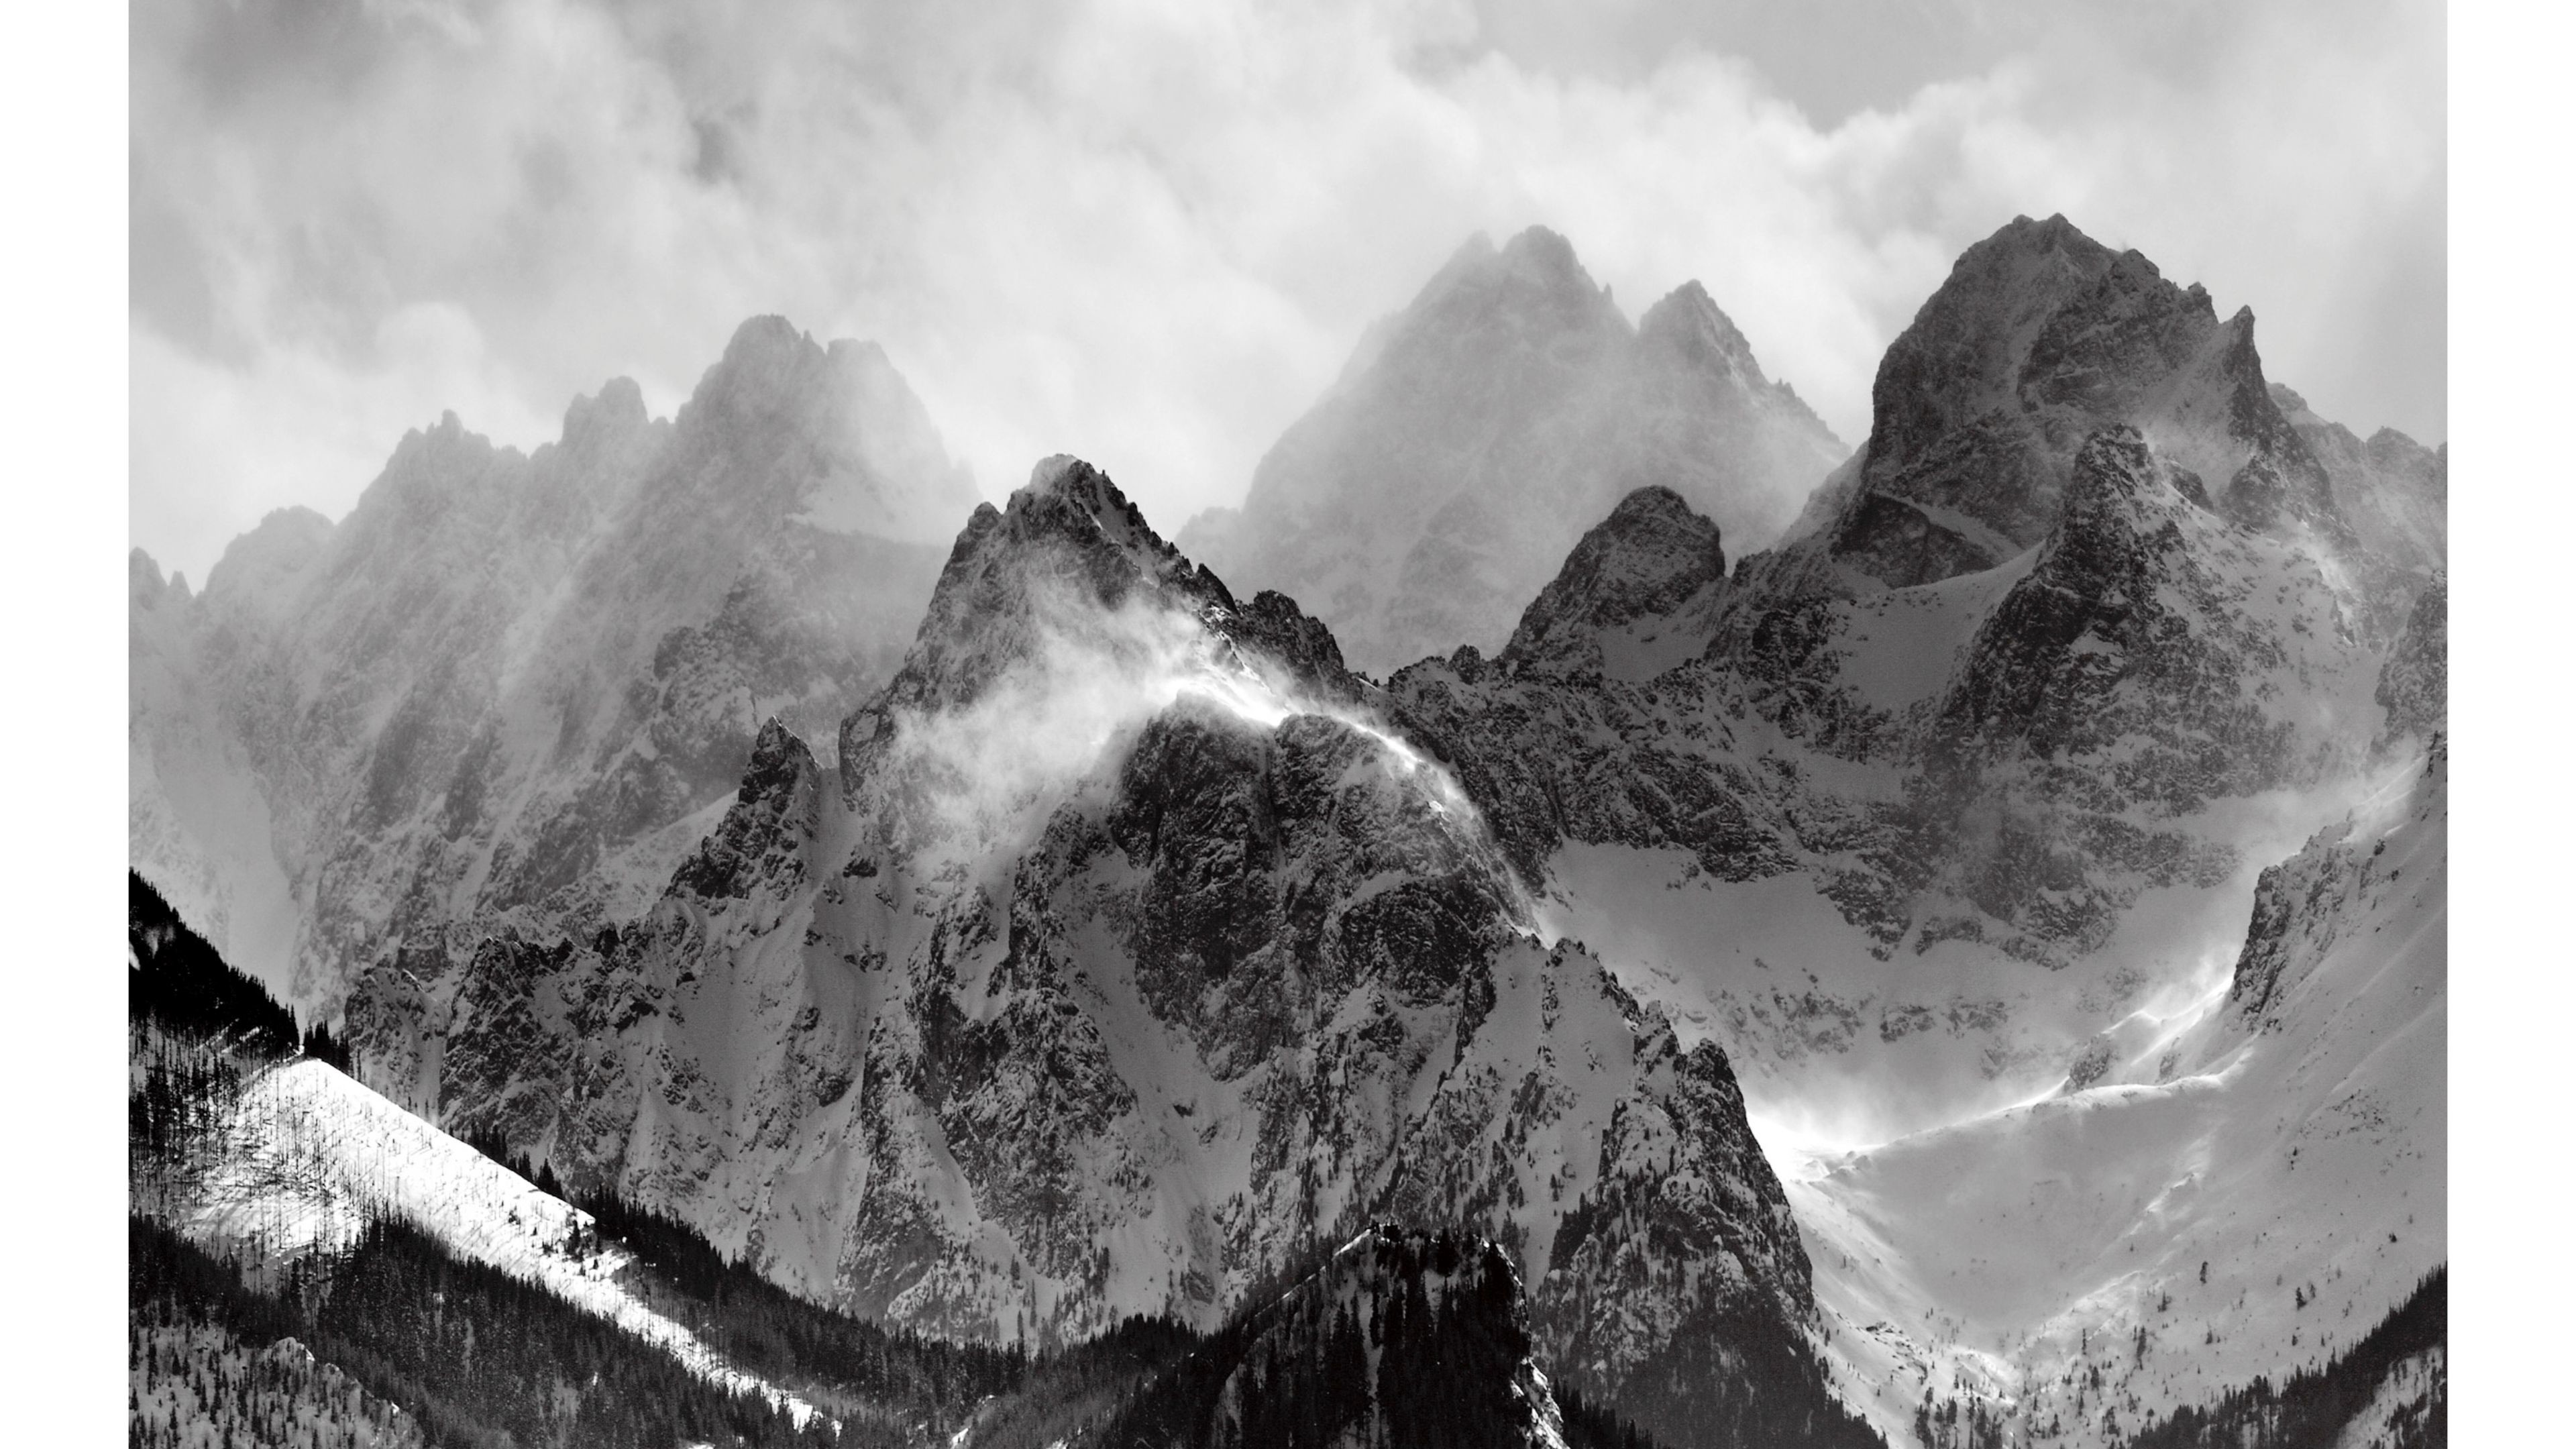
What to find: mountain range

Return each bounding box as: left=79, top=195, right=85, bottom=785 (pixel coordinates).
left=129, top=213, right=2445, bottom=1449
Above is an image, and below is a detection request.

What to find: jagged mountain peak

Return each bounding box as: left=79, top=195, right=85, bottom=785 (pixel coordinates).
left=1016, top=453, right=1185, bottom=561
left=1183, top=226, right=1843, bottom=674
left=130, top=545, right=170, bottom=593
left=839, top=455, right=1244, bottom=790
left=1807, top=211, right=2341, bottom=591
left=1391, top=223, right=1627, bottom=362
left=1502, top=485, right=1729, bottom=681
left=1493, top=222, right=1590, bottom=284
left=669, top=716, right=824, bottom=902
left=555, top=375, right=651, bottom=456
left=1638, top=278, right=1761, bottom=376
left=199, top=505, right=335, bottom=623
left=669, top=315, right=979, bottom=545
left=928, top=455, right=1220, bottom=634
left=1868, top=215, right=2133, bottom=475
left=377, top=409, right=508, bottom=486
left=1983, top=211, right=2121, bottom=271
left=1425, top=223, right=1597, bottom=297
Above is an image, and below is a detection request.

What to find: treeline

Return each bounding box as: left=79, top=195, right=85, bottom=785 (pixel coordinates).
left=131, top=1295, right=428, bottom=1449
left=567, top=1179, right=1029, bottom=1419
left=128, top=870, right=356, bottom=1073
left=1557, top=1385, right=1672, bottom=1449
left=133, top=1213, right=838, bottom=1449
left=2123, top=1268, right=2446, bottom=1449
left=1566, top=1299, right=1888, bottom=1449
left=1911, top=1391, right=2008, bottom=1449
left=945, top=1315, right=1208, bottom=1449
left=1081, top=1230, right=1561, bottom=1449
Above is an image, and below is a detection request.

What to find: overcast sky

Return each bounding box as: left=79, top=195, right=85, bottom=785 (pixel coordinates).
left=130, top=0, right=2445, bottom=583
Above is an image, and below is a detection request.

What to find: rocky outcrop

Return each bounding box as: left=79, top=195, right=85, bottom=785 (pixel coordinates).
left=1819, top=215, right=2346, bottom=593
left=1181, top=227, right=1844, bottom=674
left=2230, top=737, right=2446, bottom=1031
left=1500, top=485, right=1731, bottom=682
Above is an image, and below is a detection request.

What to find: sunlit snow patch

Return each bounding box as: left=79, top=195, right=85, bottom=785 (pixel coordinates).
left=188, top=1059, right=830, bottom=1428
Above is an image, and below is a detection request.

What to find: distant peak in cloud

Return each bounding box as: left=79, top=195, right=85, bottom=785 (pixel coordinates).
left=1638, top=279, right=1762, bottom=380
left=1495, top=223, right=1585, bottom=280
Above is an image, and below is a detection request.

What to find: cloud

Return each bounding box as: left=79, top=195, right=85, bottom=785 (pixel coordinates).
left=853, top=579, right=1497, bottom=900
left=131, top=0, right=2443, bottom=582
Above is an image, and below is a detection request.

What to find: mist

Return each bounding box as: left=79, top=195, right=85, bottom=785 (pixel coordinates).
left=131, top=0, right=2443, bottom=584
left=846, top=581, right=1501, bottom=885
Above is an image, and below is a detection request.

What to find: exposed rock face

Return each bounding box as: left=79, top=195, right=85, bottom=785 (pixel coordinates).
left=1181, top=227, right=1845, bottom=674
left=2372, top=573, right=2447, bottom=753
left=349, top=458, right=1834, bottom=1448
left=1804, top=215, right=2353, bottom=598
left=2231, top=734, right=2446, bottom=1031
left=127, top=317, right=979, bottom=1006
left=1499, top=485, right=1730, bottom=683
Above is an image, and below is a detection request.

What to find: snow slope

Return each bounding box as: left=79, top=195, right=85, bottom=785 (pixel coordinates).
left=186, top=1057, right=828, bottom=1428
left=1790, top=745, right=2444, bottom=1447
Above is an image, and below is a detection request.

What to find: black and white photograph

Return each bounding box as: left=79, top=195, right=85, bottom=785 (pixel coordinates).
left=39, top=0, right=2526, bottom=1442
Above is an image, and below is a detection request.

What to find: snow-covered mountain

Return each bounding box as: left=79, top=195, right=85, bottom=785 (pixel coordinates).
left=345, top=455, right=1862, bottom=1448
left=1180, top=227, right=1847, bottom=675
left=1371, top=213, right=2444, bottom=1446
left=129, top=317, right=980, bottom=1006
